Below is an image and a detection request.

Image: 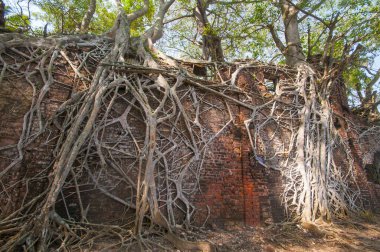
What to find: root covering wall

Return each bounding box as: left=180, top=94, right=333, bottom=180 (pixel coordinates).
left=0, top=56, right=285, bottom=227
left=191, top=70, right=286, bottom=227
left=330, top=81, right=380, bottom=213
left=0, top=42, right=379, bottom=229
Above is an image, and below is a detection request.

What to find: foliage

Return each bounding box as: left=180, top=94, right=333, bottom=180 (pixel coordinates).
left=89, top=0, right=116, bottom=33
left=5, top=13, right=30, bottom=31
left=34, top=0, right=90, bottom=33
left=31, top=0, right=155, bottom=35
left=123, top=0, right=155, bottom=36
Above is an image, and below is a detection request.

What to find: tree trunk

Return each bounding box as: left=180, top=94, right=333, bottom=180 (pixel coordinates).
left=0, top=0, right=5, bottom=29
left=280, top=1, right=305, bottom=67
left=79, top=0, right=96, bottom=33
left=193, top=0, right=224, bottom=61
left=202, top=34, right=224, bottom=62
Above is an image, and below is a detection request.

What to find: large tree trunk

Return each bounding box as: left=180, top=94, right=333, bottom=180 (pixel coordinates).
left=193, top=0, right=224, bottom=61
left=79, top=0, right=96, bottom=33
left=0, top=0, right=5, bottom=29
left=280, top=0, right=305, bottom=67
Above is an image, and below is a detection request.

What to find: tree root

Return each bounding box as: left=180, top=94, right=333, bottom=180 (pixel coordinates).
left=0, top=32, right=363, bottom=250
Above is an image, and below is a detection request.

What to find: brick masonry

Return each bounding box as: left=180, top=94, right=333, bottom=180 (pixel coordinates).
left=330, top=79, right=380, bottom=212
left=190, top=70, right=286, bottom=228
left=0, top=51, right=379, bottom=228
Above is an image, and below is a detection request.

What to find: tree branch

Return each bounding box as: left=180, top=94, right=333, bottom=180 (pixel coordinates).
left=367, top=67, right=380, bottom=89
left=144, top=0, right=175, bottom=44
left=127, top=0, right=150, bottom=22
left=164, top=14, right=194, bottom=25
left=298, top=0, right=327, bottom=23
left=285, top=0, right=329, bottom=27
left=267, top=24, right=286, bottom=53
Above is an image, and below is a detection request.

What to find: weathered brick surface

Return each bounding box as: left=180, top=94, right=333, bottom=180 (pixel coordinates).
left=369, top=183, right=380, bottom=212
left=2, top=54, right=378, bottom=229
left=330, top=79, right=380, bottom=211
left=190, top=70, right=286, bottom=227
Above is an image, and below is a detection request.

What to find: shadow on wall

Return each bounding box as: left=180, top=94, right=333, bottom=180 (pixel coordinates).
left=365, top=151, right=380, bottom=184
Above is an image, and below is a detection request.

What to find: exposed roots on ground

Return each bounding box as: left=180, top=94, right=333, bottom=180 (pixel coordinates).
left=0, top=31, right=364, bottom=250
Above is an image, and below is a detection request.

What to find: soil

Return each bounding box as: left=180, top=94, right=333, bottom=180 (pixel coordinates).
left=201, top=213, right=380, bottom=252
left=84, top=213, right=380, bottom=251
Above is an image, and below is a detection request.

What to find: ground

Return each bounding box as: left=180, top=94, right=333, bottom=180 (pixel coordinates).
left=86, top=213, right=380, bottom=251
left=202, top=213, right=380, bottom=252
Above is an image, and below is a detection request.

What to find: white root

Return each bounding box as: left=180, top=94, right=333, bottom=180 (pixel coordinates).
left=0, top=32, right=364, bottom=251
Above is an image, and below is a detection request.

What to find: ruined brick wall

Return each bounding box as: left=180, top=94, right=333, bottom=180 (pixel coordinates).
left=359, top=142, right=380, bottom=212
left=0, top=60, right=286, bottom=227
left=0, top=77, right=31, bottom=215
left=0, top=65, right=66, bottom=217
left=368, top=183, right=380, bottom=212
left=4, top=51, right=380, bottom=230
left=191, top=69, right=286, bottom=228
left=330, top=79, right=380, bottom=212
left=191, top=109, right=283, bottom=228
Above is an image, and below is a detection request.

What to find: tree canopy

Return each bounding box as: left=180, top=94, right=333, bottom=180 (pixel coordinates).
left=3, top=0, right=379, bottom=116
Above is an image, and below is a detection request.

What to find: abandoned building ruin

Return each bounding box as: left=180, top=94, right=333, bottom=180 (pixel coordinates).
left=0, top=35, right=380, bottom=232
